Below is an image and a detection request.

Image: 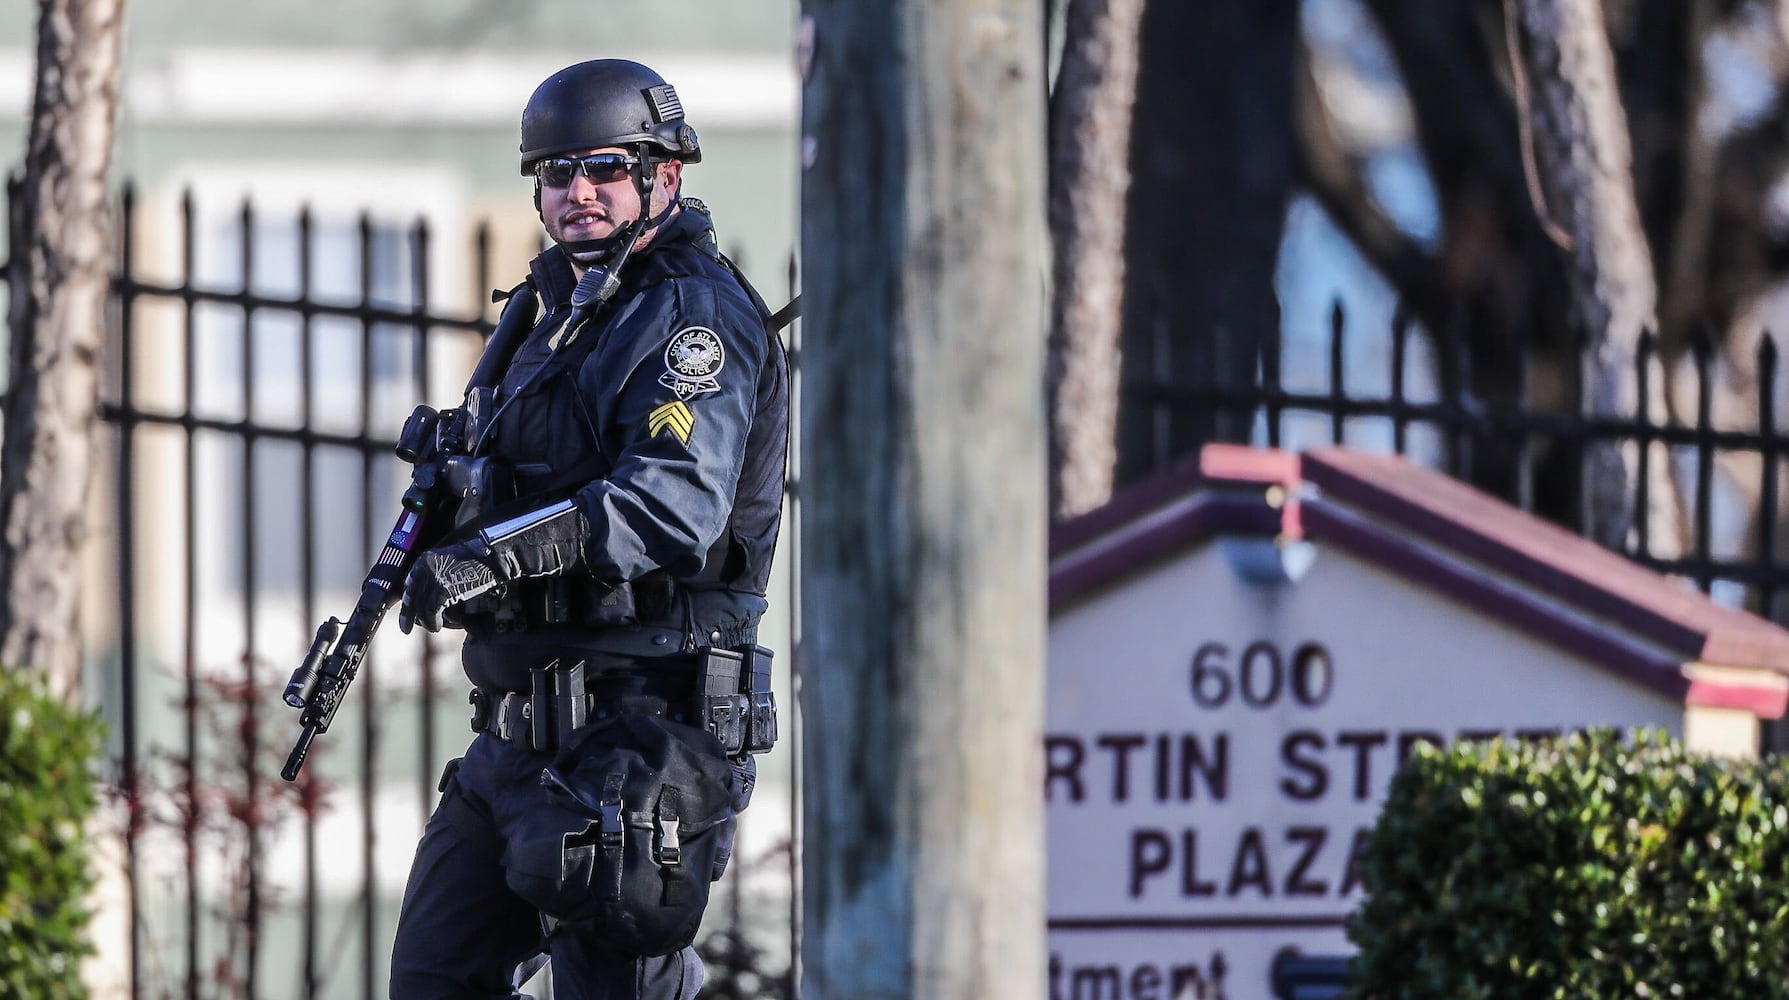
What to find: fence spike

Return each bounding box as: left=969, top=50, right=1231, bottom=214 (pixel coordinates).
left=1761, top=332, right=1779, bottom=432
left=1692, top=321, right=1715, bottom=363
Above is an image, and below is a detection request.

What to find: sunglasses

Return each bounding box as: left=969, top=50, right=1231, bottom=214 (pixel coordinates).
left=534, top=153, right=640, bottom=188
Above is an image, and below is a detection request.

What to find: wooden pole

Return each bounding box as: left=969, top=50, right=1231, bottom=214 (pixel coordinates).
left=797, top=1, right=1048, bottom=997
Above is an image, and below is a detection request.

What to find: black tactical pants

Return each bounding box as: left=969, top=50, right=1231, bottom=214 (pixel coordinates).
left=388, top=732, right=703, bottom=999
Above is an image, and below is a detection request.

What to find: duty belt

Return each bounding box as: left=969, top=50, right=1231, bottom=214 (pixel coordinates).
left=469, top=647, right=779, bottom=758
left=470, top=660, right=694, bottom=753
left=455, top=578, right=762, bottom=654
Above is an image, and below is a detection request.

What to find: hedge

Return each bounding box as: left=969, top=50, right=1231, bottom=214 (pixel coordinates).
left=0, top=669, right=105, bottom=1000
left=1348, top=728, right=1789, bottom=999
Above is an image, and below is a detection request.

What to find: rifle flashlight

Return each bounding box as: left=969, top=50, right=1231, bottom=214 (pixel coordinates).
left=283, top=617, right=342, bottom=709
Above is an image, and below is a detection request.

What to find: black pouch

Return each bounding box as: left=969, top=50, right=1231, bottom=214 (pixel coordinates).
left=500, top=711, right=738, bottom=956
left=587, top=579, right=639, bottom=627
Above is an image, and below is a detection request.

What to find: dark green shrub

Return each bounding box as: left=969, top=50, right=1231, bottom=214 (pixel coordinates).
left=0, top=669, right=105, bottom=1000
left=1349, top=728, right=1789, bottom=999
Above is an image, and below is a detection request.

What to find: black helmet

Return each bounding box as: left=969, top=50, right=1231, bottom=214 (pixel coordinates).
left=519, top=59, right=702, bottom=175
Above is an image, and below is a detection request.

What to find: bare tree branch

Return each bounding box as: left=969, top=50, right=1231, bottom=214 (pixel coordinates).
left=1504, top=0, right=1578, bottom=251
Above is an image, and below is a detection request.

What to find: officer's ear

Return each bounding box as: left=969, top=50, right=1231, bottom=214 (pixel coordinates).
left=659, top=158, right=683, bottom=196
left=533, top=178, right=542, bottom=213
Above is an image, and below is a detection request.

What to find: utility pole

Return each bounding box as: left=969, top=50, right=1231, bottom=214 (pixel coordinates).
left=797, top=2, right=1048, bottom=997
left=1, top=0, right=127, bottom=697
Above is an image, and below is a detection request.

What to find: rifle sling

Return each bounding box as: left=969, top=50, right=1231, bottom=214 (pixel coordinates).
left=466, top=283, right=542, bottom=393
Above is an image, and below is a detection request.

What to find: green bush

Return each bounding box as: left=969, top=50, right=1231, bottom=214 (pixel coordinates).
left=0, top=669, right=105, bottom=1000
left=1348, top=728, right=1789, bottom=999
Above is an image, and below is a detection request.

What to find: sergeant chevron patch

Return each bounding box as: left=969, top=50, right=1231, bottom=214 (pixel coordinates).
left=648, top=400, right=695, bottom=444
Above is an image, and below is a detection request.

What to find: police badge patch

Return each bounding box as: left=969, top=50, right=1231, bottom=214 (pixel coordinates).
left=659, top=326, right=725, bottom=398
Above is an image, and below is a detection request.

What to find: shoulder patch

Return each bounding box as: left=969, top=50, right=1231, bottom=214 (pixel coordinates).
left=659, top=326, right=725, bottom=398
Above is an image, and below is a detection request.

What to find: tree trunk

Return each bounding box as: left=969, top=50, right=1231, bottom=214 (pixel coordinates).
left=1511, top=0, right=1686, bottom=556
left=1614, top=0, right=1702, bottom=355
left=1047, top=0, right=1145, bottom=517
left=1359, top=0, right=1581, bottom=513
left=1116, top=0, right=1300, bottom=483
left=1, top=0, right=126, bottom=699
left=798, top=2, right=1048, bottom=998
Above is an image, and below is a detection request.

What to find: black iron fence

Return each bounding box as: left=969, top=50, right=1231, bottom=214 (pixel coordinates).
left=1122, top=302, right=1789, bottom=625
left=4, top=181, right=798, bottom=999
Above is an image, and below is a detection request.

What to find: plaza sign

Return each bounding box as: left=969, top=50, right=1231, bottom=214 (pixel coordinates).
left=1045, top=446, right=1789, bottom=1000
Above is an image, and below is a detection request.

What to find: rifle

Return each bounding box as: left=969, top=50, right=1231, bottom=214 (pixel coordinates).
left=279, top=404, right=470, bottom=781
left=277, top=277, right=552, bottom=782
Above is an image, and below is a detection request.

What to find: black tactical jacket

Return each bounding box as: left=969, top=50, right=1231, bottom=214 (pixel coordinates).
left=459, top=202, right=788, bottom=690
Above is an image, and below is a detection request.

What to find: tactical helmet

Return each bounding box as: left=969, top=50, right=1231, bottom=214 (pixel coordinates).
left=519, top=59, right=702, bottom=175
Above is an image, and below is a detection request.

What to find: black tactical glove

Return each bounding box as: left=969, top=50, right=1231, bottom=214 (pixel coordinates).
left=400, top=499, right=590, bottom=633
left=399, top=541, right=500, bottom=633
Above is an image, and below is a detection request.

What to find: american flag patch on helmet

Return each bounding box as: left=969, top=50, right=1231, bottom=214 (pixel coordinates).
left=647, top=84, right=684, bottom=123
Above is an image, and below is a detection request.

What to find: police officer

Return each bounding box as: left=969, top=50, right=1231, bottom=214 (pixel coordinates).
left=387, top=58, right=787, bottom=999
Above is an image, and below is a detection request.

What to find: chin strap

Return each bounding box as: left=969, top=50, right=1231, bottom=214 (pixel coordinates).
left=559, top=216, right=637, bottom=264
